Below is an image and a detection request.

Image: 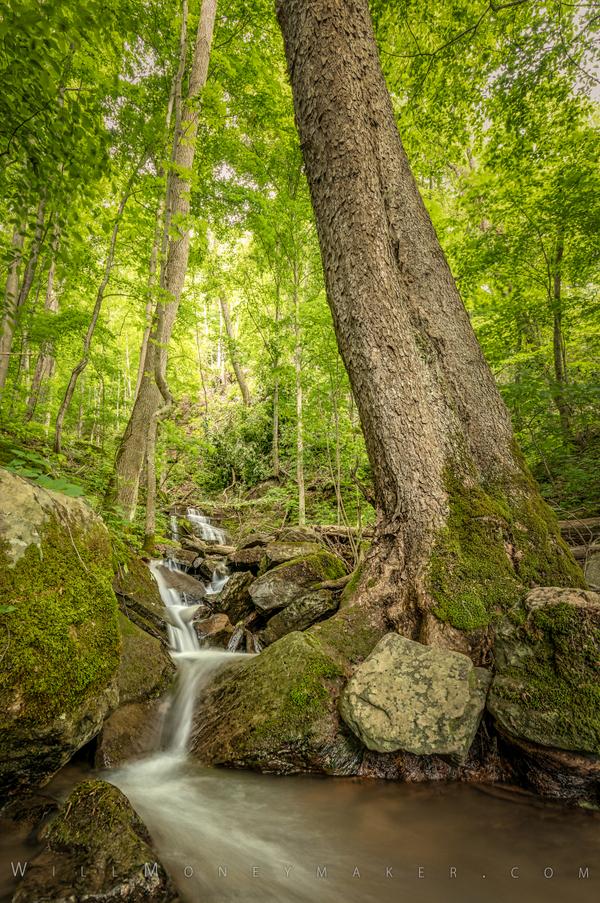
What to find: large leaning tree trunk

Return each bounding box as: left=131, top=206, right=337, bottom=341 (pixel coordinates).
left=276, top=0, right=583, bottom=653
left=110, top=0, right=217, bottom=521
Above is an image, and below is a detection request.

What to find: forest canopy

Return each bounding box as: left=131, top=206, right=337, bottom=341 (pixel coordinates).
left=0, top=0, right=598, bottom=540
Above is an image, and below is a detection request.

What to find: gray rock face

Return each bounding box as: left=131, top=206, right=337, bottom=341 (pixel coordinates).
left=214, top=570, right=255, bottom=624
left=585, top=550, right=600, bottom=588
left=259, top=590, right=339, bottom=646
left=488, top=587, right=600, bottom=754
left=227, top=545, right=265, bottom=572
left=248, top=551, right=346, bottom=613
left=339, top=634, right=491, bottom=761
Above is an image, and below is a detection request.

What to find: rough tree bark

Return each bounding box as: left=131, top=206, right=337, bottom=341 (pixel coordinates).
left=111, top=0, right=217, bottom=520
left=219, top=293, right=251, bottom=405
left=276, top=0, right=582, bottom=647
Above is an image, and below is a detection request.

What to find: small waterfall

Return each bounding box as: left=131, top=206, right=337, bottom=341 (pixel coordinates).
left=205, top=560, right=230, bottom=596
left=146, top=559, right=245, bottom=753
left=185, top=506, right=228, bottom=544
left=170, top=513, right=180, bottom=543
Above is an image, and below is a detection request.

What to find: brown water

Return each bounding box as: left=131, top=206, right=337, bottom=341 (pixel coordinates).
left=109, top=754, right=599, bottom=903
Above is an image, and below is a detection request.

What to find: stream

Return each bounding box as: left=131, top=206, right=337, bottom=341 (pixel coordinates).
left=1, top=509, right=598, bottom=902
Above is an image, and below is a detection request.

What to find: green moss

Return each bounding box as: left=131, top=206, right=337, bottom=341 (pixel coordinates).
left=429, top=466, right=585, bottom=632
left=492, top=602, right=599, bottom=752
left=274, top=550, right=346, bottom=582
left=117, top=613, right=173, bottom=705
left=340, top=563, right=364, bottom=607
left=0, top=518, right=120, bottom=725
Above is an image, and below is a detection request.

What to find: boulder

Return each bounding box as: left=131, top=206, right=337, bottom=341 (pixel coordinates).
left=12, top=780, right=178, bottom=902
left=585, top=550, right=600, bottom=588
left=260, top=541, right=322, bottom=569
left=213, top=570, right=255, bottom=624
left=0, top=469, right=120, bottom=797
left=276, top=527, right=319, bottom=543
left=194, top=613, right=234, bottom=648
left=117, top=613, right=174, bottom=706
left=238, top=532, right=272, bottom=549
left=248, top=551, right=346, bottom=613
left=155, top=564, right=206, bottom=601
left=488, top=587, right=600, bottom=754
left=94, top=613, right=174, bottom=768
left=113, top=552, right=168, bottom=643
left=191, top=604, right=385, bottom=773
left=339, top=634, right=491, bottom=762
left=227, top=545, right=265, bottom=573
left=259, top=589, right=339, bottom=646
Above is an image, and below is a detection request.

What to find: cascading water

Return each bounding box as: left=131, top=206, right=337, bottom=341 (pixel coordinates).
left=186, top=507, right=228, bottom=544
left=106, top=510, right=597, bottom=903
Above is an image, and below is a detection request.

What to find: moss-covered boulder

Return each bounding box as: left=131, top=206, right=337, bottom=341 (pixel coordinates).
left=11, top=779, right=178, bottom=902
left=248, top=551, right=346, bottom=613
left=488, top=587, right=600, bottom=754
left=260, top=540, right=322, bottom=570
left=191, top=604, right=384, bottom=773
left=0, top=469, right=120, bottom=797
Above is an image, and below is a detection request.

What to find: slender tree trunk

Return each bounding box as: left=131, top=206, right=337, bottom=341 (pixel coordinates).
left=144, top=420, right=158, bottom=551
left=272, top=278, right=281, bottom=479
left=26, top=224, right=61, bottom=422
left=550, top=229, right=572, bottom=437
left=219, top=293, right=251, bottom=405
left=276, top=0, right=581, bottom=643
left=293, top=261, right=305, bottom=526
left=0, top=201, right=46, bottom=398
left=53, top=164, right=141, bottom=453
left=110, top=0, right=217, bottom=519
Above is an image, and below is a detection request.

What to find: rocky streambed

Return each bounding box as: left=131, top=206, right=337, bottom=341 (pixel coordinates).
left=0, top=470, right=599, bottom=902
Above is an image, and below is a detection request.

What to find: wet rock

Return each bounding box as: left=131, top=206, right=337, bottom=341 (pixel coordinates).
left=339, top=634, right=491, bottom=762
left=95, top=698, right=166, bottom=769
left=227, top=545, right=265, bottom=573
left=114, top=552, right=168, bottom=643
left=117, top=613, right=174, bottom=706
left=249, top=551, right=346, bottom=613
left=0, top=469, right=120, bottom=797
left=156, top=565, right=206, bottom=601
left=94, top=614, right=174, bottom=769
left=259, top=589, right=339, bottom=646
left=213, top=571, right=255, bottom=624
left=260, top=541, right=322, bottom=569
left=498, top=732, right=600, bottom=805
left=191, top=604, right=385, bottom=774
left=12, top=779, right=178, bottom=902
left=488, top=587, right=600, bottom=755
left=195, top=613, right=234, bottom=648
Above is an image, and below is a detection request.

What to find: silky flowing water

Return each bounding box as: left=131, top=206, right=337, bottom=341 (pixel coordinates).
left=1, top=510, right=598, bottom=902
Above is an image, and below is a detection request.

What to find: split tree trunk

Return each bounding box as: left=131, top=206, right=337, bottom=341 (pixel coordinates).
left=219, top=294, right=251, bottom=405
left=276, top=0, right=582, bottom=641
left=111, top=0, right=217, bottom=520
